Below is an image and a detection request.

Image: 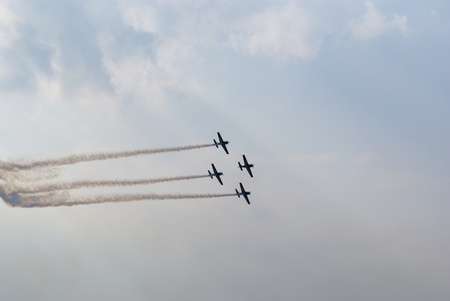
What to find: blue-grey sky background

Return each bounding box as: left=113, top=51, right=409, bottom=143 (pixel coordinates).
left=1, top=0, right=449, bottom=300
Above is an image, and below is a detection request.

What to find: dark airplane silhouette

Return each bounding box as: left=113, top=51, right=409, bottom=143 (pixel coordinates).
left=235, top=182, right=251, bottom=204
left=208, top=163, right=224, bottom=185
left=238, top=155, right=254, bottom=177
left=213, top=132, right=229, bottom=154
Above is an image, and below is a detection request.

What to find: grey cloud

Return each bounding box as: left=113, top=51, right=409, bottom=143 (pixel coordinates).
left=0, top=24, right=54, bottom=93
left=1, top=0, right=112, bottom=96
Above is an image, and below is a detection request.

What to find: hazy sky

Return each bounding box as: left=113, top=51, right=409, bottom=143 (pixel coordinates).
left=1, top=0, right=449, bottom=300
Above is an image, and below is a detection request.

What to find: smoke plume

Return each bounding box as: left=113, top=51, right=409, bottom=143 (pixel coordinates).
left=0, top=142, right=238, bottom=208
left=0, top=144, right=214, bottom=172
left=5, top=192, right=236, bottom=208
left=12, top=175, right=210, bottom=194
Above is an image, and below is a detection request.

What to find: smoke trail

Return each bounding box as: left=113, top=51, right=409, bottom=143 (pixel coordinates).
left=0, top=166, right=58, bottom=181
left=0, top=141, right=236, bottom=208
left=13, top=174, right=210, bottom=194
left=3, top=190, right=236, bottom=208
left=0, top=144, right=214, bottom=172
left=0, top=187, right=68, bottom=207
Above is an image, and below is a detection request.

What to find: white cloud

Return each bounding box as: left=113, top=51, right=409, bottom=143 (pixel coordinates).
left=0, top=0, right=209, bottom=111
left=121, top=2, right=160, bottom=35
left=391, top=14, right=409, bottom=34
left=0, top=2, right=17, bottom=48
left=229, top=3, right=324, bottom=61
left=102, top=54, right=178, bottom=108
left=348, top=1, right=410, bottom=40
left=100, top=36, right=206, bottom=109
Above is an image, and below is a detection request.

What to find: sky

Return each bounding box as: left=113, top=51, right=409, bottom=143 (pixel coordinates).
left=0, top=0, right=449, bottom=300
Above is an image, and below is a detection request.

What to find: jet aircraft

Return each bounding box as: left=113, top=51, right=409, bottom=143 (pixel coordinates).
left=208, top=163, right=224, bottom=185
left=213, top=132, right=229, bottom=154
left=235, top=182, right=251, bottom=204
left=238, top=155, right=254, bottom=177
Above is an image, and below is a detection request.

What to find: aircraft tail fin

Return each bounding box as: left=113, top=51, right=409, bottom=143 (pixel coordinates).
left=235, top=189, right=240, bottom=197
left=238, top=162, right=243, bottom=171
left=213, top=139, right=218, bottom=148
left=208, top=170, right=213, bottom=178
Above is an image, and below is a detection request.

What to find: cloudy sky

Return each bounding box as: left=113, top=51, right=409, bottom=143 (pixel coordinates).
left=1, top=0, right=449, bottom=300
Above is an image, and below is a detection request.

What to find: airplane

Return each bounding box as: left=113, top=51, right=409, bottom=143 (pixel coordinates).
left=235, top=182, right=251, bottom=204
left=208, top=163, right=224, bottom=185
left=238, top=154, right=254, bottom=177
left=213, top=132, right=229, bottom=154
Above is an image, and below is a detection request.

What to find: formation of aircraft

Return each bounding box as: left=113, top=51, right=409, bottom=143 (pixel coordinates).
left=213, top=132, right=229, bottom=154
left=238, top=154, right=254, bottom=177
left=211, top=132, right=254, bottom=205
left=208, top=163, right=223, bottom=185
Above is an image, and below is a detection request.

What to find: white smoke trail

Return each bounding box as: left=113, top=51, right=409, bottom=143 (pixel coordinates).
left=3, top=190, right=236, bottom=207
left=0, top=141, right=236, bottom=208
left=0, top=187, right=68, bottom=207
left=13, top=174, right=210, bottom=194
left=0, top=144, right=214, bottom=172
left=0, top=166, right=59, bottom=181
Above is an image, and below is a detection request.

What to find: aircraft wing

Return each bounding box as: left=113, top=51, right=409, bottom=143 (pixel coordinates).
left=222, top=144, right=229, bottom=154
left=217, top=132, right=224, bottom=143
left=246, top=166, right=253, bottom=178
left=212, top=163, right=218, bottom=174
left=216, top=174, right=223, bottom=185
left=243, top=194, right=250, bottom=204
